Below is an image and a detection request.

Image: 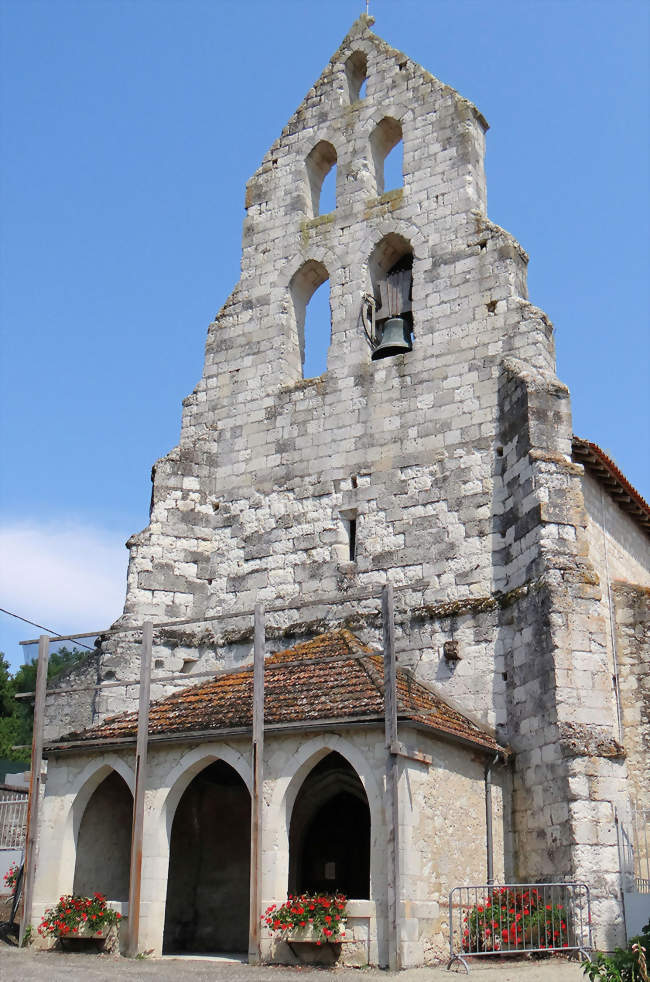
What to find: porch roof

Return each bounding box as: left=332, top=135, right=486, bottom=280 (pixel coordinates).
left=50, top=629, right=507, bottom=755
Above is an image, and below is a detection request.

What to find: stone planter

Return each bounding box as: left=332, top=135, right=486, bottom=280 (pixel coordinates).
left=56, top=922, right=118, bottom=951
left=274, top=925, right=344, bottom=965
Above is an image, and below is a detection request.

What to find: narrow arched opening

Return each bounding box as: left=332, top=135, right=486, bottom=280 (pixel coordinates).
left=290, top=259, right=331, bottom=378
left=345, top=51, right=367, bottom=103
left=163, top=760, right=250, bottom=955
left=367, top=233, right=414, bottom=361
left=369, top=117, right=403, bottom=196
left=73, top=770, right=132, bottom=901
left=289, top=751, right=370, bottom=899
left=306, top=140, right=337, bottom=217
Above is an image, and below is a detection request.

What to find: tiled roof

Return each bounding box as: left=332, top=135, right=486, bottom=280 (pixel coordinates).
left=573, top=436, right=650, bottom=534
left=51, top=630, right=505, bottom=754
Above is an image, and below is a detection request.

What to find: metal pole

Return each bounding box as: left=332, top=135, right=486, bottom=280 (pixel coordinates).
left=19, top=634, right=49, bottom=946
left=485, top=753, right=499, bottom=886
left=248, top=603, right=265, bottom=964
left=126, top=621, right=153, bottom=957
left=382, top=583, right=400, bottom=972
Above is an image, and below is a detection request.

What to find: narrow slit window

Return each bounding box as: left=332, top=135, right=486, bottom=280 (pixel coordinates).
left=348, top=518, right=357, bottom=561
left=340, top=509, right=358, bottom=561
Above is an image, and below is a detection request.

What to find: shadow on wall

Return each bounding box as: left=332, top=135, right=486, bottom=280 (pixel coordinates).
left=289, top=751, right=370, bottom=899
left=73, top=771, right=132, bottom=901
left=163, top=760, right=251, bottom=954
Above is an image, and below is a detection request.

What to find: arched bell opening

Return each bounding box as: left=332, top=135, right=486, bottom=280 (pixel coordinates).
left=289, top=259, right=331, bottom=379
left=345, top=50, right=368, bottom=103
left=288, top=751, right=370, bottom=899
left=73, top=770, right=132, bottom=901
left=366, top=233, right=414, bottom=361
left=369, top=117, right=403, bottom=196
left=306, top=140, right=337, bottom=217
left=163, top=760, right=250, bottom=955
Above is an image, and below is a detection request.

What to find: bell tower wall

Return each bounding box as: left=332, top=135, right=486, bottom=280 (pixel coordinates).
left=121, top=17, right=556, bottom=653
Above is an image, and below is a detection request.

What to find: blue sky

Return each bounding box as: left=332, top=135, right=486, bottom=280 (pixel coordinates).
left=1, top=0, right=648, bottom=670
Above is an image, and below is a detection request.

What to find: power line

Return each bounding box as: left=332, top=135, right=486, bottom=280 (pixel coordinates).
left=0, top=607, right=95, bottom=652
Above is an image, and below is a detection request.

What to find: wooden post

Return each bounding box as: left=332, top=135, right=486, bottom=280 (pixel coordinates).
left=126, top=620, right=153, bottom=957
left=248, top=603, right=265, bottom=964
left=382, top=584, right=400, bottom=971
left=19, top=634, right=49, bottom=946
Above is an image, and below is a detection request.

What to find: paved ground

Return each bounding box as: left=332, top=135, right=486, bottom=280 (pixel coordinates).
left=0, top=947, right=588, bottom=982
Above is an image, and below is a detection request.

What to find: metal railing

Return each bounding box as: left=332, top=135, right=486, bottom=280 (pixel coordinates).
left=0, top=788, right=28, bottom=849
left=448, top=882, right=593, bottom=973
left=635, top=877, right=650, bottom=895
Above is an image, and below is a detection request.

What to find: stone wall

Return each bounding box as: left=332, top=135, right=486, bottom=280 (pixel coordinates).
left=613, top=582, right=650, bottom=828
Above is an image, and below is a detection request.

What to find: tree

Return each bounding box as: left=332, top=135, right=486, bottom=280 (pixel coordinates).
left=0, top=647, right=89, bottom=763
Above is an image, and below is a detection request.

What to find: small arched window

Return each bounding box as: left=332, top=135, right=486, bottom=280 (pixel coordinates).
left=290, top=259, right=331, bottom=378
left=369, top=117, right=403, bottom=196
left=306, top=141, right=337, bottom=217
left=345, top=51, right=367, bottom=103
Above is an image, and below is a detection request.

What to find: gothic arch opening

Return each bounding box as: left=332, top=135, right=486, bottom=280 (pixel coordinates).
left=290, top=259, right=331, bottom=378
left=345, top=50, right=367, bottom=102
left=370, top=117, right=403, bottom=195
left=367, top=233, right=414, bottom=358
left=289, top=751, right=370, bottom=899
left=163, top=760, right=250, bottom=954
left=73, top=770, right=132, bottom=901
left=306, top=140, right=337, bottom=217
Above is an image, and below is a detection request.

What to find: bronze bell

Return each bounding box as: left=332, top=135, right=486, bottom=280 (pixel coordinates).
left=371, top=317, right=413, bottom=360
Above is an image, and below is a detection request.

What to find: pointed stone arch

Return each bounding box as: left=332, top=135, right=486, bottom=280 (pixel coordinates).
left=73, top=769, right=133, bottom=901
left=162, top=743, right=252, bottom=840
left=289, top=751, right=370, bottom=899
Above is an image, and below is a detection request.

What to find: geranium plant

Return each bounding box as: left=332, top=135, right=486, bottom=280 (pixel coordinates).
left=262, top=892, right=347, bottom=943
left=3, top=861, right=20, bottom=891
left=462, top=886, right=572, bottom=953
left=38, top=892, right=122, bottom=939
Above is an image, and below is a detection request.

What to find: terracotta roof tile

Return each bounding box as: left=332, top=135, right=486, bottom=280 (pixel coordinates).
left=572, top=436, right=650, bottom=533
left=52, top=629, right=505, bottom=754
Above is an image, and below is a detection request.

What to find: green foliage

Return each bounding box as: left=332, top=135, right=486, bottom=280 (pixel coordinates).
left=0, top=647, right=89, bottom=762
left=582, top=922, right=650, bottom=982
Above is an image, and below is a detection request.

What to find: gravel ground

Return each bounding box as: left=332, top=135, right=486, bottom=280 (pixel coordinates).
left=0, top=947, right=589, bottom=982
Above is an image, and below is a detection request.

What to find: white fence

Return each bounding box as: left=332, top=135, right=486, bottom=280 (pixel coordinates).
left=0, top=786, right=27, bottom=850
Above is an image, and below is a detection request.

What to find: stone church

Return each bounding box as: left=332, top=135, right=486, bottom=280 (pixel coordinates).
left=32, top=15, right=649, bottom=967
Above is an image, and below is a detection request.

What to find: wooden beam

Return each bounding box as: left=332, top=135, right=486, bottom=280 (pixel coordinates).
left=248, top=603, right=265, bottom=965
left=19, top=634, right=49, bottom=946
left=390, top=741, right=432, bottom=766
left=126, top=620, right=153, bottom=957
left=382, top=583, right=400, bottom=972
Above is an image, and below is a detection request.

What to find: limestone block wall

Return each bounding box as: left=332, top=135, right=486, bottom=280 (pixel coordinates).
left=118, top=15, right=554, bottom=647
left=496, top=358, right=631, bottom=947
left=613, top=582, right=650, bottom=824
left=580, top=472, right=650, bottom=743
left=402, top=732, right=509, bottom=964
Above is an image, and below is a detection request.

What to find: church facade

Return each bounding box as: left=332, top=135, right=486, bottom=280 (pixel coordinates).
left=32, top=16, right=649, bottom=966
